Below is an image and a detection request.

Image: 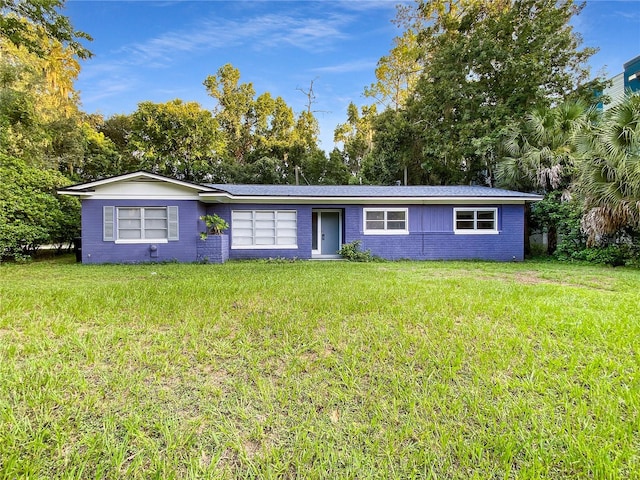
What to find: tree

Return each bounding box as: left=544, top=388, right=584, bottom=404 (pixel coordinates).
left=204, top=63, right=319, bottom=181
left=401, top=0, right=596, bottom=185
left=301, top=148, right=350, bottom=185
left=204, top=63, right=258, bottom=163
left=362, top=108, right=424, bottom=185
left=334, top=102, right=376, bottom=178
left=129, top=99, right=225, bottom=182
left=576, top=93, right=640, bottom=244
left=0, top=0, right=92, bottom=59
left=364, top=30, right=422, bottom=111
left=1, top=32, right=86, bottom=173
left=497, top=99, right=593, bottom=253
left=0, top=154, right=80, bottom=260
left=497, top=100, right=592, bottom=193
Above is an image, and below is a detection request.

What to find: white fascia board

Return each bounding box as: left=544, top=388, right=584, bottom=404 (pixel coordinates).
left=57, top=190, right=93, bottom=196
left=198, top=194, right=541, bottom=204
left=73, top=194, right=203, bottom=200
left=64, top=171, right=215, bottom=193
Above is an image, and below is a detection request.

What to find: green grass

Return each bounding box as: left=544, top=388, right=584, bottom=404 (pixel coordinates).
left=1, top=256, right=639, bottom=479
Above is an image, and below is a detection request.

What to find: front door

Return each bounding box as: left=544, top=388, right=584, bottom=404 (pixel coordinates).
left=312, top=210, right=342, bottom=257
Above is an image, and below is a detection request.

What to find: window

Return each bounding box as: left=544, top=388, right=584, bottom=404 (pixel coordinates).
left=231, top=210, right=297, bottom=248
left=103, top=206, right=178, bottom=243
left=454, top=208, right=498, bottom=234
left=363, top=208, right=408, bottom=234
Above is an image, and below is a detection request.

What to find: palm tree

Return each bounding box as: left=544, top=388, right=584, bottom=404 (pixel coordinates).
left=576, top=93, right=640, bottom=245
left=497, top=99, right=591, bottom=252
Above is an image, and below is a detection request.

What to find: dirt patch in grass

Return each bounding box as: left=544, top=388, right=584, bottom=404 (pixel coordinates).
left=427, top=269, right=616, bottom=291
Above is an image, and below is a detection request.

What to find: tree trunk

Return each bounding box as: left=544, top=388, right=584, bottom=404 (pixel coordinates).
left=547, top=224, right=558, bottom=255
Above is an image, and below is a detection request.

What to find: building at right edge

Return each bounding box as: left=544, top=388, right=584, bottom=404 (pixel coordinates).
left=602, top=55, right=640, bottom=110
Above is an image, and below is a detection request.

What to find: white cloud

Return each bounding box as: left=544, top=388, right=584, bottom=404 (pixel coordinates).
left=119, top=12, right=354, bottom=67
left=312, top=59, right=378, bottom=74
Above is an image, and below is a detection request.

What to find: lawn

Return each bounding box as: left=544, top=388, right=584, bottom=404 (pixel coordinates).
left=0, top=257, right=638, bottom=479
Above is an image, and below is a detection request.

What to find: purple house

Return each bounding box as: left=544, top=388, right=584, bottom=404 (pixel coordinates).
left=59, top=171, right=542, bottom=264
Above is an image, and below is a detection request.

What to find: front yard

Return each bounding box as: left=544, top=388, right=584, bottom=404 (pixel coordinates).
left=0, top=257, right=638, bottom=478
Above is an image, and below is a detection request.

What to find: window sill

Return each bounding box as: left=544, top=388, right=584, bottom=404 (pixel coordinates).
left=363, top=230, right=409, bottom=235
left=454, top=230, right=499, bottom=235
left=231, top=245, right=298, bottom=250
left=115, top=239, right=169, bottom=244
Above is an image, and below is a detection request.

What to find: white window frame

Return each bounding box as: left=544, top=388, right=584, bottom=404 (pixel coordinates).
left=453, top=207, right=499, bottom=235
left=115, top=206, right=169, bottom=244
left=363, top=208, right=409, bottom=235
left=231, top=210, right=298, bottom=249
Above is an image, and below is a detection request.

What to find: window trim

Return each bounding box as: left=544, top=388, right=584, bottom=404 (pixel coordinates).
left=453, top=207, right=499, bottom=235
left=106, top=206, right=178, bottom=244
left=231, top=209, right=298, bottom=250
left=363, top=208, right=409, bottom=235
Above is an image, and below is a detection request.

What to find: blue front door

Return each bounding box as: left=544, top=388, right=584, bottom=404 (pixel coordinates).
left=321, top=211, right=340, bottom=255
left=312, top=210, right=342, bottom=256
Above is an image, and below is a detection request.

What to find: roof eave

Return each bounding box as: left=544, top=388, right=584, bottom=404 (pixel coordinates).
left=62, top=171, right=217, bottom=193
left=198, top=193, right=542, bottom=204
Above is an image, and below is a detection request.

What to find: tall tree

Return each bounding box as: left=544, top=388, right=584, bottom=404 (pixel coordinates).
left=402, top=0, right=595, bottom=185
left=0, top=34, right=85, bottom=173
left=576, top=94, right=640, bottom=244
left=497, top=99, right=592, bottom=252
left=364, top=30, right=422, bottom=111
left=334, top=102, right=377, bottom=178
left=0, top=0, right=91, bottom=59
left=203, top=63, right=258, bottom=163
left=129, top=99, right=225, bottom=182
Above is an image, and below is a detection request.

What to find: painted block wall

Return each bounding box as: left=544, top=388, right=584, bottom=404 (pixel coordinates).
left=206, top=203, right=314, bottom=260
left=81, top=199, right=205, bottom=263
left=196, top=235, right=229, bottom=263
left=82, top=199, right=525, bottom=263
left=356, top=204, right=525, bottom=261
left=208, top=202, right=525, bottom=262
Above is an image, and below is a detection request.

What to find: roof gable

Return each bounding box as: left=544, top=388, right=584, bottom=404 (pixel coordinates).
left=59, top=171, right=218, bottom=199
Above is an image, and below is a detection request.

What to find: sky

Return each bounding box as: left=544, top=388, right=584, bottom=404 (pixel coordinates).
left=65, top=0, right=640, bottom=151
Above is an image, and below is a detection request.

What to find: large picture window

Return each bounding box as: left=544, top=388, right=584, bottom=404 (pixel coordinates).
left=103, top=206, right=178, bottom=243
left=363, top=208, right=408, bottom=234
left=232, top=210, right=297, bottom=248
left=454, top=208, right=498, bottom=234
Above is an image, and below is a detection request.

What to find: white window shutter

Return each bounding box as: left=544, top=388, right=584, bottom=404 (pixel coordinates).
left=103, top=206, right=115, bottom=241
left=167, top=206, right=179, bottom=240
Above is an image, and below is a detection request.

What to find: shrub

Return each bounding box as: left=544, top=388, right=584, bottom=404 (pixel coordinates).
left=339, top=240, right=375, bottom=262
left=0, top=155, right=80, bottom=261
left=199, top=214, right=229, bottom=239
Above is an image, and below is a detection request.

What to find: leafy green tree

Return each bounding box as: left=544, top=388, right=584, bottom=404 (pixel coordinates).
left=334, top=102, right=376, bottom=178
left=497, top=100, right=592, bottom=192
left=401, top=0, right=595, bottom=185
left=301, top=148, right=350, bottom=185
left=364, top=30, right=422, bottom=111
left=0, top=155, right=80, bottom=260
left=129, top=99, right=224, bottom=182
left=1, top=33, right=86, bottom=173
left=74, top=121, right=122, bottom=181
left=203, top=64, right=258, bottom=163
left=0, top=0, right=92, bottom=59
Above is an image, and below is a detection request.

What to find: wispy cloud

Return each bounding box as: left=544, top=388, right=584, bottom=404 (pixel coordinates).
left=79, top=76, right=136, bottom=106
left=614, top=9, right=640, bottom=21
left=312, top=59, right=378, bottom=74
left=120, top=12, right=353, bottom=67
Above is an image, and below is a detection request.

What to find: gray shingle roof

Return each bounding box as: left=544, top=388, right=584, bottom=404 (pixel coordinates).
left=204, top=184, right=542, bottom=199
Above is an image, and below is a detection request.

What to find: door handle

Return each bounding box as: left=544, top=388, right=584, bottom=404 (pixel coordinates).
left=322, top=233, right=325, bottom=240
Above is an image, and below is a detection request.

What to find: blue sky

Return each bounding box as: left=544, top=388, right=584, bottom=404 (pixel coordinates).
left=66, top=0, right=640, bottom=151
